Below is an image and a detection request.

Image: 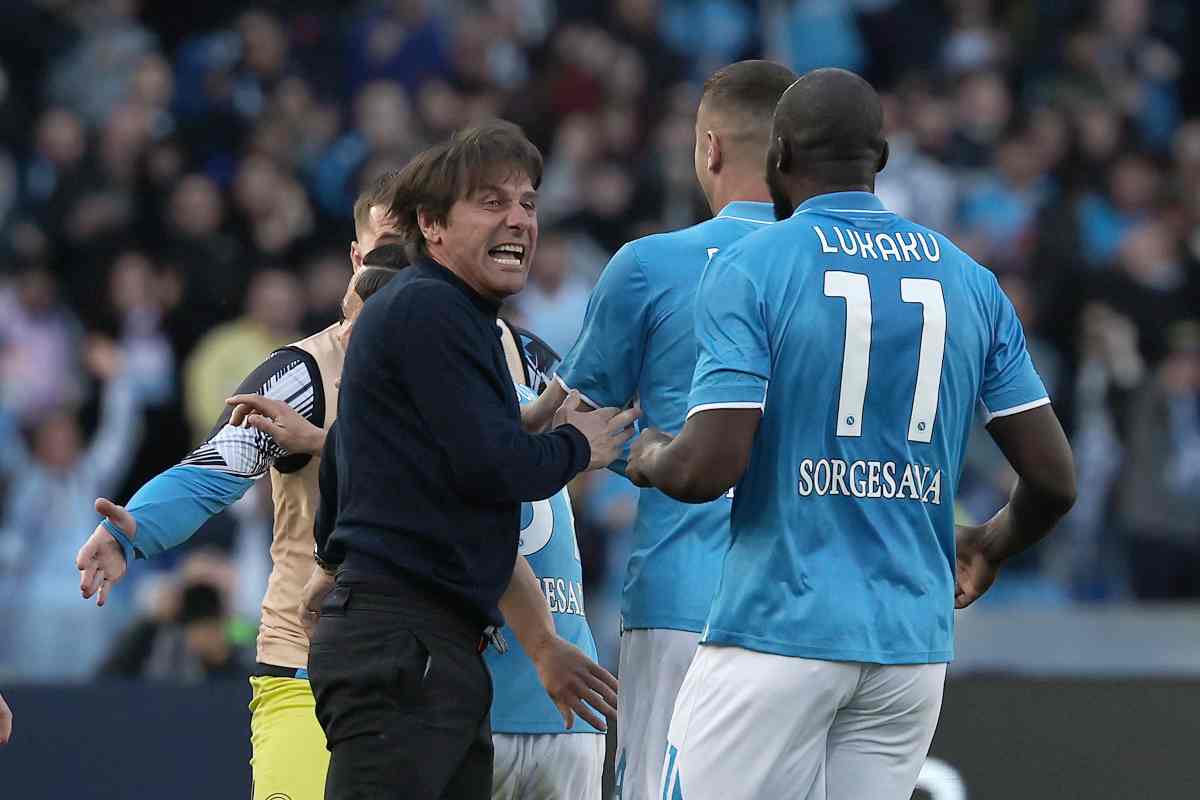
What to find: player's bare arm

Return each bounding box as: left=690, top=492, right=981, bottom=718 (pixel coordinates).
left=227, top=393, right=327, bottom=456
left=627, top=407, right=761, bottom=502
left=954, top=404, right=1076, bottom=609
left=0, top=691, right=11, bottom=745
left=499, top=555, right=618, bottom=731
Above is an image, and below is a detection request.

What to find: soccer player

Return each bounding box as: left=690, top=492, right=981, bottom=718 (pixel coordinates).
left=627, top=68, right=1077, bottom=799
left=489, top=328, right=606, bottom=800
left=521, top=59, right=797, bottom=799
left=73, top=169, right=411, bottom=800
left=74, top=240, right=402, bottom=800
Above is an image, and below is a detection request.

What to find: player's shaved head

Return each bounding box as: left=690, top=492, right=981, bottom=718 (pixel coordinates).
left=694, top=60, right=797, bottom=212
left=699, top=60, right=798, bottom=139
left=766, top=68, right=889, bottom=219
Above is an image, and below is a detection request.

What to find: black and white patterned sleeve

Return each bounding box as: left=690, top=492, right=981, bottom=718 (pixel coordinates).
left=180, top=347, right=326, bottom=478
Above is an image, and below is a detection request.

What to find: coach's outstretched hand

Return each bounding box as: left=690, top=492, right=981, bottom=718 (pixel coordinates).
left=76, top=498, right=135, bottom=607
left=528, top=633, right=619, bottom=731
left=0, top=691, right=11, bottom=745
left=953, top=524, right=1001, bottom=609
left=227, top=394, right=327, bottom=456
left=554, top=390, right=640, bottom=471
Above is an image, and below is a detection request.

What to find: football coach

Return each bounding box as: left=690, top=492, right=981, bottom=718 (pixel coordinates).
left=307, top=120, right=638, bottom=800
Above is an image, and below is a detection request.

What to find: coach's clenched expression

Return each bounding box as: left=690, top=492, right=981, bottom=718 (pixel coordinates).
left=420, top=170, right=538, bottom=302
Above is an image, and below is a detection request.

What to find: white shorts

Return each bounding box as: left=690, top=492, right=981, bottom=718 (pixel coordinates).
left=662, top=645, right=946, bottom=800
left=616, top=627, right=701, bottom=800
left=491, top=732, right=605, bottom=800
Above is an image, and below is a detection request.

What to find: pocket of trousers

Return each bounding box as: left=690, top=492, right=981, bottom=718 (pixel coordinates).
left=309, top=623, right=432, bottom=742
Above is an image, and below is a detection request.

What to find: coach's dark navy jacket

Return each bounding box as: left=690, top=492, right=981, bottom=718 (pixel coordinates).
left=319, top=258, right=590, bottom=628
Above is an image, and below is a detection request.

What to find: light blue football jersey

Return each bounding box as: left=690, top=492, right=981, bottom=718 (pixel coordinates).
left=485, top=383, right=601, bottom=734
left=690, top=192, right=1048, bottom=663
left=558, top=201, right=775, bottom=632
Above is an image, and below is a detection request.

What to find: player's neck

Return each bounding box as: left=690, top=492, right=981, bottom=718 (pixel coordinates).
left=786, top=178, right=875, bottom=210
left=709, top=178, right=772, bottom=216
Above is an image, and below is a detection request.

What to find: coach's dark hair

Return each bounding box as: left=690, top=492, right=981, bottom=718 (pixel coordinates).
left=389, top=120, right=543, bottom=257
left=352, top=168, right=403, bottom=237
left=353, top=266, right=400, bottom=304
left=700, top=60, right=798, bottom=140
left=361, top=242, right=410, bottom=271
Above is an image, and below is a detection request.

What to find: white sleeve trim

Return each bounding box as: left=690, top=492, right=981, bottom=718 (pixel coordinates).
left=686, top=401, right=765, bottom=420
left=553, top=375, right=604, bottom=411
left=982, top=396, right=1050, bottom=424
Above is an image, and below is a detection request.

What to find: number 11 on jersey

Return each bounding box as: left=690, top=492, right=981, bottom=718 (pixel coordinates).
left=823, top=272, right=946, bottom=444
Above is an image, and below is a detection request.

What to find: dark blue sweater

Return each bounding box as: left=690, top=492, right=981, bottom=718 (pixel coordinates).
left=318, top=259, right=590, bottom=627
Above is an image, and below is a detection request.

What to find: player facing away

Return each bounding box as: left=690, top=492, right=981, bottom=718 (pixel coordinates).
left=521, top=59, right=797, bottom=800
left=627, top=68, right=1077, bottom=799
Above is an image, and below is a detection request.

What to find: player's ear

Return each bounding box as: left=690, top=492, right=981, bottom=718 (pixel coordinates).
left=876, top=139, right=889, bottom=174
left=774, top=136, right=792, bottom=175
left=707, top=131, right=721, bottom=173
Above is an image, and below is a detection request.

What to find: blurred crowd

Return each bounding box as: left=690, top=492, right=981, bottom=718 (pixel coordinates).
left=0, top=0, right=1197, bottom=682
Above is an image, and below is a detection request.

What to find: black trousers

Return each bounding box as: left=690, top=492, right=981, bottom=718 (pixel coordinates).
left=308, top=580, right=494, bottom=800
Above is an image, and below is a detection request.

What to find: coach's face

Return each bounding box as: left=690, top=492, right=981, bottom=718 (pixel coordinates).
left=431, top=171, right=538, bottom=302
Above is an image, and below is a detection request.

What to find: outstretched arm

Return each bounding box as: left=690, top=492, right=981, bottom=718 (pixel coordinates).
left=76, top=348, right=326, bottom=605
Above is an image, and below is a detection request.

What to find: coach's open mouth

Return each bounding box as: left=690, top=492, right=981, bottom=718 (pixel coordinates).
left=489, top=243, right=526, bottom=266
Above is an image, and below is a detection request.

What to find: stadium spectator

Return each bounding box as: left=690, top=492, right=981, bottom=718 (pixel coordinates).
left=1118, top=320, right=1200, bottom=599
left=183, top=269, right=303, bottom=442
left=0, top=336, right=143, bottom=681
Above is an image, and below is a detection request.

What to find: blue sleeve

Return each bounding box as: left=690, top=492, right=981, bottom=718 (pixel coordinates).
left=688, top=251, right=771, bottom=415
left=980, top=273, right=1049, bottom=422
left=102, top=465, right=254, bottom=562
left=557, top=242, right=650, bottom=409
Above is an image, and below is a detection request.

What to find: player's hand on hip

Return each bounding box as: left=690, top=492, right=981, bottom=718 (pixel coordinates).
left=299, top=564, right=336, bottom=639
left=528, top=634, right=618, bottom=731
left=226, top=394, right=326, bottom=456
left=76, top=498, right=134, bottom=607
left=555, top=391, right=640, bottom=471
left=0, top=691, right=11, bottom=745
left=626, top=427, right=672, bottom=487
left=954, top=524, right=1001, bottom=609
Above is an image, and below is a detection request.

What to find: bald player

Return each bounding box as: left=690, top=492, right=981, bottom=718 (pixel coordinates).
left=628, top=68, right=1076, bottom=799
left=72, top=172, right=408, bottom=800
left=521, top=60, right=798, bottom=799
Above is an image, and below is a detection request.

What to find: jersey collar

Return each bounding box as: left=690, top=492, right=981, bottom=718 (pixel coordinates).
left=792, top=191, right=888, bottom=217
left=715, top=201, right=776, bottom=223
